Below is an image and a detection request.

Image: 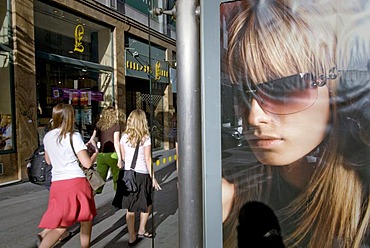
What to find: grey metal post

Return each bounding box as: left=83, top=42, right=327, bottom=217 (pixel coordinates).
left=176, top=0, right=203, bottom=247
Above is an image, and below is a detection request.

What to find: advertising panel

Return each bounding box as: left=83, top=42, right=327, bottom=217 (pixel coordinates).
left=220, top=1, right=370, bottom=247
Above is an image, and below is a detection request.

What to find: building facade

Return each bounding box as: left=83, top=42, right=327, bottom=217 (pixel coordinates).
left=0, top=0, right=176, bottom=185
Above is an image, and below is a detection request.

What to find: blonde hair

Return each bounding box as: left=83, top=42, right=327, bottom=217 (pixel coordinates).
left=52, top=103, right=75, bottom=143
left=228, top=1, right=335, bottom=86
left=124, top=109, right=150, bottom=147
left=96, top=107, right=126, bottom=131
left=224, top=1, right=370, bottom=248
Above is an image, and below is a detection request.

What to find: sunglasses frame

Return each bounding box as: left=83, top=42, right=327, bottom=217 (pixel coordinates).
left=235, top=73, right=327, bottom=115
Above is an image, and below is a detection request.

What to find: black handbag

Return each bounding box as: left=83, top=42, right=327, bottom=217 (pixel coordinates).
left=122, top=140, right=140, bottom=193
left=70, top=134, right=105, bottom=191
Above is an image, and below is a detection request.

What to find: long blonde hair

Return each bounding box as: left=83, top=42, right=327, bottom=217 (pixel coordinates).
left=124, top=109, right=150, bottom=147
left=52, top=103, right=75, bottom=143
left=225, top=1, right=370, bottom=247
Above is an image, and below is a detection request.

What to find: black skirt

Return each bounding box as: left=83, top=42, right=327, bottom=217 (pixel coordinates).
left=112, top=171, right=153, bottom=212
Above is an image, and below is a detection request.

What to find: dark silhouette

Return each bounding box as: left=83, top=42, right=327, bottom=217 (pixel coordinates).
left=238, top=201, right=285, bottom=248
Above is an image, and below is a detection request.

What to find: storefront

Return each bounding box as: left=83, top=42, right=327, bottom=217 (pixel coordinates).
left=0, top=0, right=176, bottom=185
left=125, top=34, right=173, bottom=151
left=0, top=0, right=17, bottom=183
left=34, top=1, right=114, bottom=143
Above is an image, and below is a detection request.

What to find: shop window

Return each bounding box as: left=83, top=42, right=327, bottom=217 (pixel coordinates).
left=34, top=1, right=114, bottom=143
left=0, top=50, right=15, bottom=152
left=0, top=0, right=10, bottom=46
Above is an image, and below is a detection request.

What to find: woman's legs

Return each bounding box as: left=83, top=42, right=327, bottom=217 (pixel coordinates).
left=80, top=220, right=93, bottom=248
left=138, top=206, right=152, bottom=235
left=105, top=154, right=120, bottom=191
left=126, top=211, right=136, bottom=242
left=39, top=227, right=66, bottom=248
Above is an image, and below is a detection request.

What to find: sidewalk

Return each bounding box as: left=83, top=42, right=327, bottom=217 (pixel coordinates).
left=57, top=167, right=179, bottom=248
left=0, top=163, right=178, bottom=248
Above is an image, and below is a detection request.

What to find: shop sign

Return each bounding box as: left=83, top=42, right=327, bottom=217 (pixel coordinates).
left=52, top=87, right=103, bottom=105
left=74, top=24, right=84, bottom=53
left=125, top=52, right=169, bottom=83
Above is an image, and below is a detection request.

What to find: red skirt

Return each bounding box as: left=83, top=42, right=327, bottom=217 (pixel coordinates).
left=38, top=177, right=96, bottom=229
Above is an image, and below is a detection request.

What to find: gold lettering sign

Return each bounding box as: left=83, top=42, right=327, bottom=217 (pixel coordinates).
left=125, top=59, right=169, bottom=81
left=74, top=24, right=84, bottom=53
left=155, top=61, right=161, bottom=80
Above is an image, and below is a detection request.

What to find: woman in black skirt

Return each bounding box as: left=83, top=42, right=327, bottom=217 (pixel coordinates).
left=118, top=109, right=161, bottom=246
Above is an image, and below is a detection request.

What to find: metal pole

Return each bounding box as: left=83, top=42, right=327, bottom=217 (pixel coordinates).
left=176, top=0, right=203, bottom=248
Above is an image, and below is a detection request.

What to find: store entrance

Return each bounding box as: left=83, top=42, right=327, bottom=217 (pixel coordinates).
left=36, top=58, right=112, bottom=144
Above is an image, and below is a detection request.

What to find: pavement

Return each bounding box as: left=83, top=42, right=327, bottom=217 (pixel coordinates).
left=0, top=163, right=179, bottom=248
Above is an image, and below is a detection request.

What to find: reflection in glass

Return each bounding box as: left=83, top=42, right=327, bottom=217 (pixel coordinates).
left=0, top=50, right=13, bottom=151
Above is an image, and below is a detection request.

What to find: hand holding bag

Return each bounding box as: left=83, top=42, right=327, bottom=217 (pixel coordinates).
left=122, top=140, right=140, bottom=193
left=70, top=134, right=105, bottom=191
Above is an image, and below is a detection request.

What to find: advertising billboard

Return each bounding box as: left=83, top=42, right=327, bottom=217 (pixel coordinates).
left=220, top=1, right=370, bottom=247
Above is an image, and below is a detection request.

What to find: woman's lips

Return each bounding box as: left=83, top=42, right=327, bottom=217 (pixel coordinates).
left=247, top=135, right=283, bottom=149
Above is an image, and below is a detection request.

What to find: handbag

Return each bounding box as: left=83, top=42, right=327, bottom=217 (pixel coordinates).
left=122, top=140, right=140, bottom=193
left=70, top=134, right=105, bottom=191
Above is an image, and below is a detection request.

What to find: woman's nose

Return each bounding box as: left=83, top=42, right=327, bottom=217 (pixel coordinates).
left=247, top=98, right=271, bottom=126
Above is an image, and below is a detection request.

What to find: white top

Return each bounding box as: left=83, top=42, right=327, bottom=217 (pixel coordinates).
left=120, top=134, right=151, bottom=174
left=43, top=129, right=87, bottom=181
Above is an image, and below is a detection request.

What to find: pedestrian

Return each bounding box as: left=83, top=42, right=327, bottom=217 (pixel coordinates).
left=87, top=107, right=125, bottom=194
left=221, top=0, right=370, bottom=248
left=37, top=103, right=98, bottom=248
left=115, top=109, right=161, bottom=246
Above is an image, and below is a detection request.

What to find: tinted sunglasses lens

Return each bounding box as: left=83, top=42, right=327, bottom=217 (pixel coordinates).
left=255, top=73, right=318, bottom=114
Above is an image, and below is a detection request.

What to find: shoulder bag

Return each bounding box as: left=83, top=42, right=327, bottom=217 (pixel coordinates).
left=70, top=134, right=105, bottom=191
left=122, top=140, right=140, bottom=193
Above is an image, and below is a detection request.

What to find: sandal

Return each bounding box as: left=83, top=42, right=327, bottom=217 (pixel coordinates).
left=59, top=231, right=73, bottom=242
left=35, top=234, right=42, bottom=247
left=137, top=231, right=154, bottom=238
left=128, top=237, right=142, bottom=246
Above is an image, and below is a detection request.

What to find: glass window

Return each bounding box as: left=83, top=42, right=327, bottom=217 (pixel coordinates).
left=34, top=1, right=113, bottom=67
left=0, top=0, right=10, bottom=46
left=0, top=0, right=14, bottom=152
left=34, top=0, right=114, bottom=143
left=0, top=50, right=14, bottom=152
left=220, top=1, right=370, bottom=247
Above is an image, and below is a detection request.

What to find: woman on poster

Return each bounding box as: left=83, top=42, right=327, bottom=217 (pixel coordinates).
left=221, top=1, right=370, bottom=247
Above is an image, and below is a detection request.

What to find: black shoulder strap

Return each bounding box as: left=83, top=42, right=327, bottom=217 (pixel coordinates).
left=69, top=133, right=80, bottom=164
left=130, top=140, right=141, bottom=170
left=70, top=133, right=85, bottom=171
left=69, top=133, right=76, bottom=157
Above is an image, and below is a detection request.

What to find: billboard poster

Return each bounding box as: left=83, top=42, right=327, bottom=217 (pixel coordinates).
left=220, top=1, right=370, bottom=247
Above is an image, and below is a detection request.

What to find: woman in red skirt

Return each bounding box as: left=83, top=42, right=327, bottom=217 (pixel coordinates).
left=38, top=103, right=98, bottom=248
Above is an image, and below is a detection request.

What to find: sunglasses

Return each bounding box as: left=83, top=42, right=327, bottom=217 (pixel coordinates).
left=236, top=73, right=327, bottom=115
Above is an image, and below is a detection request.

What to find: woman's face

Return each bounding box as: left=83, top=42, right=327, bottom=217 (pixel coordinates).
left=243, top=81, right=330, bottom=166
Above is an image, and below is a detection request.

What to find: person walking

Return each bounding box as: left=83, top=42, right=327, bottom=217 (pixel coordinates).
left=87, top=107, right=125, bottom=194
left=116, top=109, right=161, bottom=246
left=37, top=103, right=98, bottom=248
